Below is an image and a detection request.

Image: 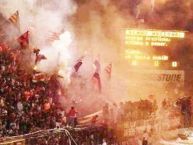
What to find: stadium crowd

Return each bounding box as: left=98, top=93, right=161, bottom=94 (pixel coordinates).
left=0, top=44, right=119, bottom=145
left=0, top=44, right=68, bottom=137
left=0, top=43, right=189, bottom=145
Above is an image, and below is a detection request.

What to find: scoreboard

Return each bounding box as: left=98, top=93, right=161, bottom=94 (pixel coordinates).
left=125, top=29, right=186, bottom=47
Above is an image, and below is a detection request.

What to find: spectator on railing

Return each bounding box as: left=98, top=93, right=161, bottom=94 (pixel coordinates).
left=91, top=115, right=99, bottom=126
left=67, top=106, right=78, bottom=127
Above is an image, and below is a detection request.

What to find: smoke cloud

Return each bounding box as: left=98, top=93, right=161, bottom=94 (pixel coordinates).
left=0, top=0, right=192, bottom=112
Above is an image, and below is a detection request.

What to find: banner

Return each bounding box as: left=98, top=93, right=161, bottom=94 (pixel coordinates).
left=125, top=69, right=185, bottom=99
left=127, top=70, right=184, bottom=84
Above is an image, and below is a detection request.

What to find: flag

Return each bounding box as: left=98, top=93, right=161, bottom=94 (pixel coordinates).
left=92, top=72, right=101, bottom=92
left=47, top=32, right=60, bottom=43
left=17, top=31, right=29, bottom=48
left=74, top=61, right=82, bottom=72
left=33, top=48, right=40, bottom=55
left=105, top=63, right=112, bottom=79
left=74, top=57, right=84, bottom=72
left=94, top=59, right=100, bottom=73
left=35, top=54, right=47, bottom=64
left=8, top=10, right=20, bottom=30
left=92, top=59, right=101, bottom=92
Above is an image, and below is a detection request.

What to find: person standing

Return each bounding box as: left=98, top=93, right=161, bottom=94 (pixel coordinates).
left=91, top=115, right=99, bottom=126
left=67, top=106, right=78, bottom=127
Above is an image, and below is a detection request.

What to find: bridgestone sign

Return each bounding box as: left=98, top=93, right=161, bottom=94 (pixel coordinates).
left=128, top=70, right=184, bottom=84
left=125, top=70, right=184, bottom=99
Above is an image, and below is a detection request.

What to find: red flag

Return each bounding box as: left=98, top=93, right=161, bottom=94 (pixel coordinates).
left=92, top=72, right=101, bottom=92
left=105, top=63, right=112, bottom=79
left=17, top=31, right=29, bottom=48
left=74, top=57, right=84, bottom=72
left=74, top=61, right=82, bottom=72
left=35, top=54, right=47, bottom=64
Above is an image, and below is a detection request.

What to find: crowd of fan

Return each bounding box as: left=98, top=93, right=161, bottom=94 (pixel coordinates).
left=0, top=44, right=118, bottom=145
left=102, top=98, right=157, bottom=126
left=123, top=99, right=157, bottom=121
left=0, top=43, right=161, bottom=145
left=176, top=96, right=193, bottom=128
left=0, top=44, right=69, bottom=138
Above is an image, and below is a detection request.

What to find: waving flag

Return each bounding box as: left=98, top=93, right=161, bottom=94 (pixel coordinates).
left=35, top=54, right=47, bottom=64
left=74, top=56, right=84, bottom=73
left=92, top=59, right=101, bottom=92
left=8, top=10, right=20, bottom=30
left=17, top=31, right=29, bottom=48
left=92, top=72, right=101, bottom=92
left=105, top=63, right=112, bottom=79
left=33, top=48, right=40, bottom=55
left=74, top=61, right=82, bottom=73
